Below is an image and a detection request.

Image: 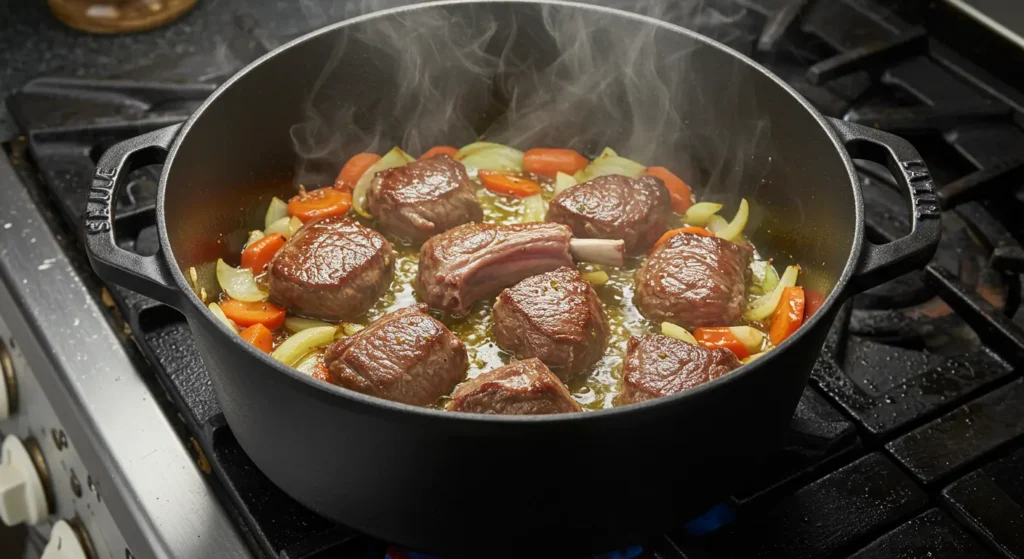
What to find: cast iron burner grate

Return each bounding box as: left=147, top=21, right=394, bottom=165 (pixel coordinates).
left=6, top=0, right=1024, bottom=557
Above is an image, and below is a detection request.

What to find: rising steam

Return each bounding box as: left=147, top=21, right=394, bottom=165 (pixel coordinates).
left=288, top=0, right=771, bottom=201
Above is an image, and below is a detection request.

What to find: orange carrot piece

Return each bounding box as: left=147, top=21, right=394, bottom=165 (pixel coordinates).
left=646, top=166, right=693, bottom=213
left=478, top=170, right=542, bottom=198
left=312, top=363, right=332, bottom=383
left=769, top=286, right=805, bottom=346
left=653, top=226, right=714, bottom=250
left=336, top=152, right=381, bottom=187
left=239, top=323, right=273, bottom=353
left=523, top=148, right=589, bottom=178
left=240, top=233, right=286, bottom=273
left=693, top=327, right=751, bottom=359
left=288, top=187, right=352, bottom=221
left=420, top=146, right=459, bottom=159
left=220, top=299, right=287, bottom=330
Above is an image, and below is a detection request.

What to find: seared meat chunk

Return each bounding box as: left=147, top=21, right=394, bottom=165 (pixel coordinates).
left=447, top=359, right=582, bottom=415
left=633, top=232, right=752, bottom=328
left=324, top=304, right=467, bottom=406
left=492, top=267, right=608, bottom=379
left=268, top=216, right=393, bottom=321
left=418, top=222, right=575, bottom=315
left=546, top=174, right=670, bottom=254
left=619, top=334, right=741, bottom=405
left=367, top=155, right=482, bottom=245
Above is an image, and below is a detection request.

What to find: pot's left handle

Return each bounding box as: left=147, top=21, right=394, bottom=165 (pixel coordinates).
left=828, top=118, right=941, bottom=295
left=84, top=124, right=184, bottom=309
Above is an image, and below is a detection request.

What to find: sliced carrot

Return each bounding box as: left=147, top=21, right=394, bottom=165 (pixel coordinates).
left=646, top=166, right=693, bottom=214
left=420, top=146, right=459, bottom=159
left=653, top=226, right=714, bottom=250
left=336, top=152, right=381, bottom=188
left=239, top=323, right=273, bottom=353
left=769, top=286, right=805, bottom=346
left=523, top=148, right=589, bottom=178
left=220, top=299, right=287, bottom=330
left=312, top=363, right=332, bottom=383
left=288, top=187, right=352, bottom=221
left=240, top=233, right=286, bottom=273
left=478, top=170, right=542, bottom=198
left=694, top=327, right=751, bottom=359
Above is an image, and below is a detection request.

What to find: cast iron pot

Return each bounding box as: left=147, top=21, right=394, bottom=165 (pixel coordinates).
left=84, top=1, right=940, bottom=556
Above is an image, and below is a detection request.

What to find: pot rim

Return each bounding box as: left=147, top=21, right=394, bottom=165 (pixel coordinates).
left=157, top=0, right=864, bottom=424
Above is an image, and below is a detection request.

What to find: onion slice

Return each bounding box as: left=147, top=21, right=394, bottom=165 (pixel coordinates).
left=574, top=147, right=645, bottom=182
left=455, top=142, right=524, bottom=174
left=554, top=171, right=577, bottom=195
left=715, top=198, right=749, bottom=242
left=352, top=146, right=415, bottom=218
left=207, top=302, right=240, bottom=333
left=750, top=260, right=780, bottom=296
left=661, top=322, right=697, bottom=344
left=521, top=194, right=547, bottom=223
left=581, top=270, right=609, bottom=286
left=271, top=326, right=337, bottom=366
left=245, top=230, right=265, bottom=248
left=293, top=351, right=322, bottom=376
left=728, top=326, right=766, bottom=353
left=216, top=259, right=269, bottom=302
left=683, top=202, right=723, bottom=227
left=743, top=265, right=800, bottom=321
left=284, top=316, right=334, bottom=333
left=265, top=197, right=288, bottom=229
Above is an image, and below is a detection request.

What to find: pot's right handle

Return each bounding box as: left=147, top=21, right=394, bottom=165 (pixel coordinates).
left=828, top=118, right=941, bottom=295
left=84, top=124, right=184, bottom=309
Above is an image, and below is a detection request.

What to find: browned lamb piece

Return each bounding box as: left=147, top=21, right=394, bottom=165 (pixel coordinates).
left=367, top=154, right=483, bottom=245
left=492, top=267, right=608, bottom=380
left=268, top=216, right=394, bottom=321
left=633, top=231, right=752, bottom=328
left=618, top=333, right=741, bottom=405
left=446, top=359, right=582, bottom=415
left=324, top=304, right=468, bottom=406
left=546, top=174, right=670, bottom=254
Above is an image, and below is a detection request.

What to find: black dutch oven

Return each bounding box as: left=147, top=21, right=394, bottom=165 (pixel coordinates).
left=84, top=1, right=940, bottom=556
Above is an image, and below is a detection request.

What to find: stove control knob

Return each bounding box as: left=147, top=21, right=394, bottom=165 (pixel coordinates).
left=0, top=436, right=49, bottom=526
left=42, top=520, right=90, bottom=559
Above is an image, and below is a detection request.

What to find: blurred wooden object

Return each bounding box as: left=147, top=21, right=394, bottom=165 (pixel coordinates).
left=48, top=0, right=197, bottom=34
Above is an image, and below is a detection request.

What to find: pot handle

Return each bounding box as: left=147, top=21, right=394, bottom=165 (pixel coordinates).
left=828, top=118, right=941, bottom=295
left=84, top=124, right=184, bottom=309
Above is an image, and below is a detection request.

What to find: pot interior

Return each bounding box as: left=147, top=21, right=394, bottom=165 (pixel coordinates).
left=164, top=0, right=856, bottom=305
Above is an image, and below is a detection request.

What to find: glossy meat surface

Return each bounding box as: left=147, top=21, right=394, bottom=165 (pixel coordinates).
left=546, top=174, right=670, bottom=254
left=325, top=304, right=468, bottom=406
left=268, top=216, right=394, bottom=321
left=619, top=334, right=741, bottom=405
left=367, top=155, right=483, bottom=245
left=492, top=267, right=608, bottom=380
left=447, top=359, right=582, bottom=415
left=633, top=232, right=752, bottom=328
left=417, top=222, right=575, bottom=314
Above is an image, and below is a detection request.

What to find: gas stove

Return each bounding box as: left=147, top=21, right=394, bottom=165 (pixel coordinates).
left=2, top=1, right=1024, bottom=558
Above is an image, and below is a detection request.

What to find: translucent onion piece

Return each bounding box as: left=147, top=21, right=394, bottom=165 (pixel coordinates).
left=271, top=326, right=337, bottom=366
left=341, top=322, right=364, bottom=336
left=246, top=230, right=265, bottom=248
left=581, top=270, right=609, bottom=286
left=576, top=147, right=645, bottom=182
left=456, top=142, right=525, bottom=174
left=716, top=198, right=749, bottom=242
left=661, top=322, right=697, bottom=344
left=216, top=259, right=269, bottom=302
left=750, top=260, right=780, bottom=296
left=265, top=197, right=288, bottom=229
left=554, top=171, right=577, bottom=194
left=728, top=326, right=767, bottom=353
left=706, top=214, right=729, bottom=234
left=743, top=265, right=800, bottom=321
left=683, top=202, right=723, bottom=227
left=265, top=216, right=293, bottom=238
left=207, top=302, right=239, bottom=333
left=521, top=194, right=547, bottom=223
left=293, top=351, right=321, bottom=376
left=352, top=146, right=415, bottom=218
left=288, top=216, right=303, bottom=236
left=284, top=316, right=334, bottom=333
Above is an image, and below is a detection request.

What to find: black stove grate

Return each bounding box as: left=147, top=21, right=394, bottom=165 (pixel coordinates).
left=6, top=0, right=1024, bottom=557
